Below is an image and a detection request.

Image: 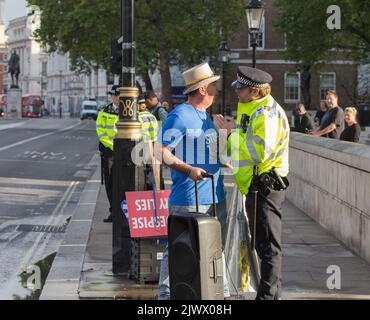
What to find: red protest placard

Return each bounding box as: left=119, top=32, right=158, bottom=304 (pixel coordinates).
left=126, top=190, right=171, bottom=238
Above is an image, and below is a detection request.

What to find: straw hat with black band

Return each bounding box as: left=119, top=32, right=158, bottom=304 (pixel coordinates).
left=182, top=63, right=220, bottom=95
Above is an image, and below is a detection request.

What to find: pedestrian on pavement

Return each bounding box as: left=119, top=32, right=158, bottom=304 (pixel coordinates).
left=340, top=107, right=361, bottom=143
left=214, top=66, right=290, bottom=300
left=292, top=103, right=315, bottom=133
left=155, top=62, right=230, bottom=300
left=95, top=85, right=120, bottom=223
left=144, top=91, right=168, bottom=123
left=310, top=90, right=344, bottom=139
left=314, top=101, right=328, bottom=128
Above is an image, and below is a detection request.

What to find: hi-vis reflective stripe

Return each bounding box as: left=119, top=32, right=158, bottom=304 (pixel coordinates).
left=232, top=159, right=258, bottom=167
left=244, top=98, right=279, bottom=163
left=97, top=125, right=115, bottom=130
left=246, top=126, right=260, bottom=163
left=140, top=116, right=155, bottom=123
left=253, top=135, right=274, bottom=156
left=98, top=133, right=108, bottom=138
left=268, top=146, right=287, bottom=162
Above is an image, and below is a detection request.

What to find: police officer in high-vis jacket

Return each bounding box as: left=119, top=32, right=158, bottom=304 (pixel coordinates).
left=96, top=85, right=120, bottom=223
left=138, top=99, right=159, bottom=143
left=215, top=66, right=290, bottom=300
left=137, top=99, right=161, bottom=189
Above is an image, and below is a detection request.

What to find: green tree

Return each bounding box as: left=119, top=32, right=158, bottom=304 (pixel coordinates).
left=28, top=0, right=245, bottom=104
left=273, top=0, right=370, bottom=66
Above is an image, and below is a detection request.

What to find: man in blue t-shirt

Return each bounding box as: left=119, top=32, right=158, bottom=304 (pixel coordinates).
left=155, top=62, right=229, bottom=300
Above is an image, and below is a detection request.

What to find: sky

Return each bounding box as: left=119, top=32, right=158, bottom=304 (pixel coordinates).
left=3, top=0, right=28, bottom=25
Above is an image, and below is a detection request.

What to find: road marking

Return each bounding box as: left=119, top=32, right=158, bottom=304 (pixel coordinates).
left=17, top=181, right=78, bottom=270
left=22, top=151, right=68, bottom=161
left=0, top=121, right=82, bottom=153
left=73, top=170, right=91, bottom=178
left=60, top=244, right=87, bottom=247
left=0, top=194, right=46, bottom=205
left=0, top=181, right=79, bottom=299
left=0, top=122, right=27, bottom=131
left=0, top=187, right=61, bottom=197
left=32, top=181, right=79, bottom=263
left=0, top=177, right=71, bottom=187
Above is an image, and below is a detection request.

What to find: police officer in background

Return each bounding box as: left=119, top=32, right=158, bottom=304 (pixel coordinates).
left=215, top=66, right=290, bottom=300
left=96, top=85, right=120, bottom=223
left=137, top=99, right=161, bottom=190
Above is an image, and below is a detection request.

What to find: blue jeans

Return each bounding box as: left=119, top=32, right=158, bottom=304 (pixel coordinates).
left=158, top=201, right=230, bottom=300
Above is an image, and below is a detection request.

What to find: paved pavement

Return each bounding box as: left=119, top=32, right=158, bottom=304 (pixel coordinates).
left=282, top=201, right=370, bottom=299
left=0, top=118, right=99, bottom=299
left=40, top=166, right=370, bottom=300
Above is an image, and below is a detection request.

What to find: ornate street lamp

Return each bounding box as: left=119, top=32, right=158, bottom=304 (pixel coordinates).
left=219, top=41, right=230, bottom=115
left=113, top=0, right=143, bottom=275
left=245, top=0, right=265, bottom=68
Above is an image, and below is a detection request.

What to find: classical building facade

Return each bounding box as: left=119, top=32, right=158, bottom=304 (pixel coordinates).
left=0, top=0, right=7, bottom=94
left=5, top=13, right=45, bottom=95
left=45, top=52, right=109, bottom=115
left=5, top=9, right=111, bottom=116
left=0, top=20, right=7, bottom=94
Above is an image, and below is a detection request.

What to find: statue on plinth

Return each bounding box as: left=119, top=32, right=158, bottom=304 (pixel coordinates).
left=8, top=50, right=20, bottom=89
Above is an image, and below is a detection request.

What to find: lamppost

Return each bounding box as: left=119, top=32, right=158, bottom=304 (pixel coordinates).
left=245, top=0, right=265, bottom=68
left=219, top=41, right=229, bottom=116
left=112, top=0, right=143, bottom=275
left=59, top=70, right=63, bottom=118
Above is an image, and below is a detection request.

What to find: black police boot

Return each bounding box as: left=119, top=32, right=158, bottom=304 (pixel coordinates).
left=104, top=213, right=113, bottom=223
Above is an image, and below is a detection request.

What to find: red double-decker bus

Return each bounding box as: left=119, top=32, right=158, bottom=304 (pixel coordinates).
left=22, top=94, right=44, bottom=118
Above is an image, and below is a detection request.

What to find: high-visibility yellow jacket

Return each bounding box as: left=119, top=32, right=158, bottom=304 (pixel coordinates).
left=228, top=95, right=290, bottom=195
left=96, top=103, right=119, bottom=151
left=138, top=111, right=158, bottom=143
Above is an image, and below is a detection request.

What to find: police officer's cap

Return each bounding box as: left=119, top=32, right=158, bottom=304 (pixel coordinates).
left=232, top=66, right=272, bottom=89
left=108, top=85, right=120, bottom=96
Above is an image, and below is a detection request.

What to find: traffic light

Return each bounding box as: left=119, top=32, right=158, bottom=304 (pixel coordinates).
left=111, top=38, right=122, bottom=75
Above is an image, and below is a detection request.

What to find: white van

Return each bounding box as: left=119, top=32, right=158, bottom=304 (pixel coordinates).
left=80, top=101, right=98, bottom=120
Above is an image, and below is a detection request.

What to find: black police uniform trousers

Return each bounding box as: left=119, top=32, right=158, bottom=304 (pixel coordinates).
left=245, top=187, right=285, bottom=300
left=101, top=145, right=114, bottom=213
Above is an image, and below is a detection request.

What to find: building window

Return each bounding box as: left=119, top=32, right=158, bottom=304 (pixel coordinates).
left=248, top=17, right=265, bottom=49
left=320, top=72, right=336, bottom=101
left=42, top=61, right=47, bottom=75
left=284, top=72, right=300, bottom=102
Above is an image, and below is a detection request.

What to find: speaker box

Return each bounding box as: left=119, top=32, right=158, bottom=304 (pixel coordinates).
left=168, top=212, right=224, bottom=300
left=131, top=238, right=166, bottom=284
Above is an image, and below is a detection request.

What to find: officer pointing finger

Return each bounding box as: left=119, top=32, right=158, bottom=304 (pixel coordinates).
left=217, top=66, right=290, bottom=300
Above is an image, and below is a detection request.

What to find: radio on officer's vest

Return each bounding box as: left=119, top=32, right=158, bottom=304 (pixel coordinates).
left=241, top=114, right=250, bottom=133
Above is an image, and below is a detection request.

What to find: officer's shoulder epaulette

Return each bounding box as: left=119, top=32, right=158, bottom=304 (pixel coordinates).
left=102, top=103, right=119, bottom=115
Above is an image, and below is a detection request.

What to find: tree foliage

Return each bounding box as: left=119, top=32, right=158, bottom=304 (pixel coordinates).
left=273, top=0, right=370, bottom=66
left=27, top=0, right=245, bottom=101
